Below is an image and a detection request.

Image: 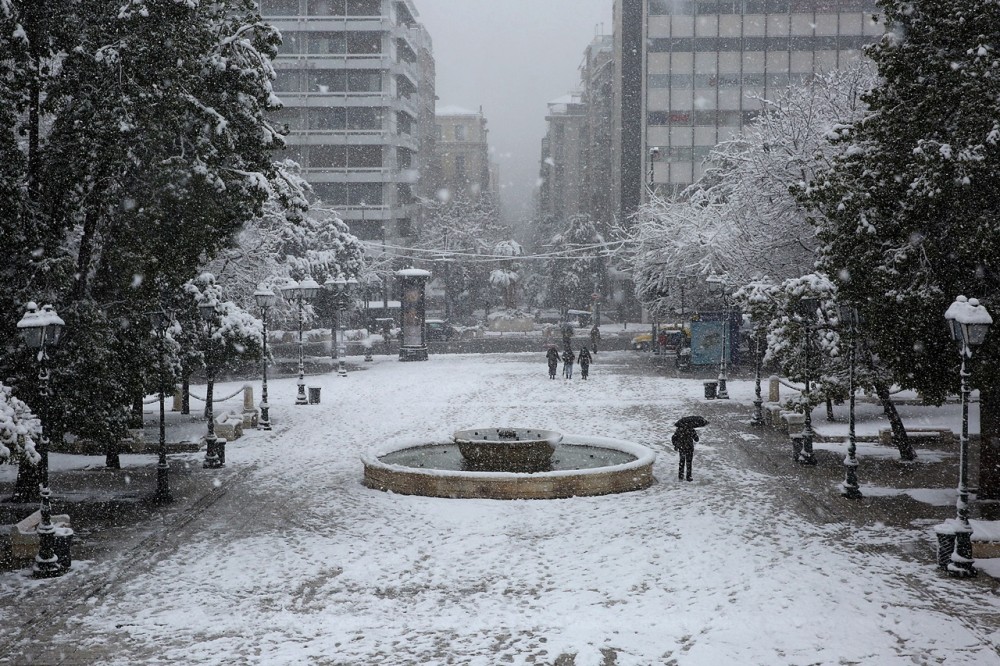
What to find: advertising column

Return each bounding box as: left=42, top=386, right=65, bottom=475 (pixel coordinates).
left=397, top=268, right=431, bottom=361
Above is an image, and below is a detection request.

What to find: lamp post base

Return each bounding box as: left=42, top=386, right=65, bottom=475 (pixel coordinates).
left=842, top=458, right=862, bottom=499
left=295, top=384, right=308, bottom=405
left=935, top=521, right=977, bottom=577
left=203, top=437, right=226, bottom=469
left=717, top=377, right=729, bottom=399
left=153, top=463, right=173, bottom=504
left=750, top=398, right=764, bottom=427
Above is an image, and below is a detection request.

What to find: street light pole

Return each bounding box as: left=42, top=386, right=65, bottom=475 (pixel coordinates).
left=750, top=323, right=765, bottom=427
left=17, top=302, right=70, bottom=577
left=254, top=287, right=278, bottom=430
left=149, top=308, right=173, bottom=503
left=648, top=146, right=659, bottom=195
left=938, top=295, right=992, bottom=576
left=707, top=275, right=729, bottom=399
left=282, top=277, right=320, bottom=405
left=797, top=298, right=819, bottom=465
left=199, top=299, right=224, bottom=469
left=839, top=304, right=862, bottom=499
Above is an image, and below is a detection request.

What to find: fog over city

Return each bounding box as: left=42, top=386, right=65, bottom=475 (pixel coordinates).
left=416, top=0, right=612, bottom=225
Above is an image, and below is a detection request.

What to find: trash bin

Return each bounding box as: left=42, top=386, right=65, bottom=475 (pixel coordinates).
left=936, top=531, right=956, bottom=569
left=308, top=386, right=321, bottom=404
left=703, top=381, right=718, bottom=399
left=53, top=526, right=73, bottom=571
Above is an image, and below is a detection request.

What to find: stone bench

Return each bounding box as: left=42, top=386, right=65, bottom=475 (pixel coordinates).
left=10, top=510, right=71, bottom=560
left=879, top=428, right=954, bottom=447
left=780, top=412, right=805, bottom=435
left=214, top=413, right=244, bottom=442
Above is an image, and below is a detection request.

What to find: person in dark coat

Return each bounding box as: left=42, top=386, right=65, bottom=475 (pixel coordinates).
left=561, top=347, right=575, bottom=379
left=545, top=346, right=560, bottom=379
left=578, top=346, right=592, bottom=380
left=671, top=424, right=699, bottom=481
left=589, top=326, right=600, bottom=354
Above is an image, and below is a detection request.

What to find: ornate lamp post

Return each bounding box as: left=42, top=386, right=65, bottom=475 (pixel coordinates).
left=199, top=298, right=225, bottom=469
left=750, top=319, right=766, bottom=427
left=937, top=295, right=992, bottom=576
left=707, top=275, right=730, bottom=399
left=839, top=304, right=863, bottom=499
left=149, top=308, right=173, bottom=503
left=281, top=277, right=321, bottom=405
left=254, top=286, right=278, bottom=430
left=326, top=275, right=358, bottom=377
left=648, top=146, right=660, bottom=194
left=796, top=297, right=819, bottom=465
left=17, top=302, right=70, bottom=577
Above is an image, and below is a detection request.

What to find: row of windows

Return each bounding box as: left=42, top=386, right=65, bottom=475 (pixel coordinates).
left=279, top=145, right=414, bottom=169
left=311, top=182, right=384, bottom=205
left=652, top=145, right=716, bottom=162
left=649, top=0, right=878, bottom=15
left=649, top=34, right=873, bottom=52
left=271, top=106, right=386, bottom=131
left=649, top=71, right=815, bottom=88
left=647, top=110, right=760, bottom=125
left=276, top=31, right=382, bottom=56
left=261, top=0, right=381, bottom=17
left=274, top=69, right=384, bottom=93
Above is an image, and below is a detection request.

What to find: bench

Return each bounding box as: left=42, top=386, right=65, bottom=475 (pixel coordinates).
left=878, top=428, right=954, bottom=447
left=10, top=510, right=71, bottom=560
left=214, top=413, right=244, bottom=442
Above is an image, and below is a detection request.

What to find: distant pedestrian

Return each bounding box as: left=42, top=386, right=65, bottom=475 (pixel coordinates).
left=546, top=346, right=560, bottom=379
left=562, top=347, right=575, bottom=379
left=578, top=346, right=592, bottom=380
left=671, top=423, right=699, bottom=481
left=590, top=326, right=601, bottom=354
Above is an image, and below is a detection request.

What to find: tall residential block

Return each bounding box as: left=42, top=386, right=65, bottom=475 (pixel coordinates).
left=613, top=0, right=882, bottom=221
left=263, top=0, right=435, bottom=242
left=433, top=106, right=495, bottom=200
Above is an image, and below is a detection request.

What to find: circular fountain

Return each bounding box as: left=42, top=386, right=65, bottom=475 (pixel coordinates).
left=362, top=428, right=656, bottom=500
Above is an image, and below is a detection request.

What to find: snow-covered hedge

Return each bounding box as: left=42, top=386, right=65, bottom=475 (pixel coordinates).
left=0, top=383, right=41, bottom=466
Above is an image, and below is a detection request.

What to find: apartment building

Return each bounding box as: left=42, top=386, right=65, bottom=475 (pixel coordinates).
left=433, top=106, right=494, bottom=199
left=262, top=0, right=435, bottom=242
left=537, top=93, right=588, bottom=223
left=613, top=0, right=883, bottom=221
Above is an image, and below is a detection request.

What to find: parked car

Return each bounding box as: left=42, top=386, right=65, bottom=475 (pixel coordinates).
left=425, top=319, right=459, bottom=342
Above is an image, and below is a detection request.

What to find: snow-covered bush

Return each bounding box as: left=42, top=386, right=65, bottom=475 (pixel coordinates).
left=0, top=383, right=41, bottom=466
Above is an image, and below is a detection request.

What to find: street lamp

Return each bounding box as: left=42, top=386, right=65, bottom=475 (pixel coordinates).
left=750, top=318, right=766, bottom=427
left=149, top=308, right=173, bottom=503
left=325, top=275, right=358, bottom=377
left=281, top=277, right=321, bottom=405
left=707, top=276, right=730, bottom=399
left=648, top=146, right=660, bottom=193
left=796, top=297, right=819, bottom=465
left=839, top=304, right=863, bottom=499
left=937, top=295, right=992, bottom=576
left=17, top=302, right=70, bottom=577
left=199, top=298, right=225, bottom=469
left=254, top=286, right=278, bottom=430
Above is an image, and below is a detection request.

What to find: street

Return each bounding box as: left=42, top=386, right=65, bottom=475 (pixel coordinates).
left=2, top=352, right=999, bottom=666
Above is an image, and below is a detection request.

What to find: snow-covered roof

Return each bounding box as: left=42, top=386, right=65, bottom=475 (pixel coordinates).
left=436, top=105, right=478, bottom=117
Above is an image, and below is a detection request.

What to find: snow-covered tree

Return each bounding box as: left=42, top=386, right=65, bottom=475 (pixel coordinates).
left=546, top=214, right=607, bottom=314
left=803, top=0, right=1000, bottom=473
left=0, top=382, right=40, bottom=466
left=490, top=240, right=522, bottom=310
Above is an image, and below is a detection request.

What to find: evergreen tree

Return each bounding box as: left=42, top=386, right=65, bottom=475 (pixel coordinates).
left=804, top=0, right=1000, bottom=481
left=546, top=214, right=607, bottom=315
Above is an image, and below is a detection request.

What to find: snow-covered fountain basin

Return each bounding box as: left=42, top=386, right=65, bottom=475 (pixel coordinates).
left=362, top=431, right=656, bottom=500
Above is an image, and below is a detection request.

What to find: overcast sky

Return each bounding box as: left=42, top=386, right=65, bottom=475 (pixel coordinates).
left=415, top=0, right=613, bottom=226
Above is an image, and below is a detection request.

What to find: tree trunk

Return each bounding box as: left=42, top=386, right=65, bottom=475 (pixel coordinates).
left=10, top=454, right=41, bottom=503
left=873, top=381, right=916, bottom=460
left=182, top=377, right=190, bottom=415
left=978, top=387, right=1000, bottom=501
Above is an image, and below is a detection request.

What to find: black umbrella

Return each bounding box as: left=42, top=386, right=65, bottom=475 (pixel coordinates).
left=674, top=415, right=709, bottom=428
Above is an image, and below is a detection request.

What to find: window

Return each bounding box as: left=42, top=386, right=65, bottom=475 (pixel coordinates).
left=307, top=0, right=343, bottom=15
left=454, top=155, right=466, bottom=180
left=311, top=182, right=348, bottom=203
left=347, top=107, right=383, bottom=130
left=397, top=148, right=413, bottom=168
left=454, top=124, right=466, bottom=141
left=310, top=145, right=348, bottom=168
left=347, top=70, right=382, bottom=92
left=308, top=70, right=347, bottom=93
left=350, top=183, right=382, bottom=205
left=262, top=0, right=300, bottom=16
left=346, top=32, right=382, bottom=54
left=269, top=107, right=304, bottom=131
left=348, top=145, right=382, bottom=168
left=308, top=108, right=345, bottom=130
left=345, top=0, right=380, bottom=16
left=276, top=32, right=302, bottom=54
left=396, top=111, right=413, bottom=135
left=308, top=32, right=346, bottom=55
left=435, top=124, right=443, bottom=140
left=273, top=71, right=300, bottom=92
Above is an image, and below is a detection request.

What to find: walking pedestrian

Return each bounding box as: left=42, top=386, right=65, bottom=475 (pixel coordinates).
left=671, top=423, right=699, bottom=481
left=578, top=345, right=592, bottom=380
left=561, top=347, right=575, bottom=380
left=590, top=326, right=600, bottom=354
left=546, top=346, right=560, bottom=380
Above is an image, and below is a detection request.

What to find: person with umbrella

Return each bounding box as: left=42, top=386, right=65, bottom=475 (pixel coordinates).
left=672, top=415, right=708, bottom=481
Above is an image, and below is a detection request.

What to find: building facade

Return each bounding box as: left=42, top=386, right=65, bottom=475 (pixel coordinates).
left=537, top=93, right=588, bottom=224
left=433, top=106, right=493, bottom=199
left=262, top=0, right=435, bottom=242
left=614, top=0, right=882, bottom=220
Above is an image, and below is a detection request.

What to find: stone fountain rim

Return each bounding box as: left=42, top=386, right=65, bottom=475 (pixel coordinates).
left=452, top=427, right=564, bottom=446
left=362, top=433, right=656, bottom=480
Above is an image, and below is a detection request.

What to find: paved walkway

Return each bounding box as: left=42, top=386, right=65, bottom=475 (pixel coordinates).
left=1, top=352, right=998, bottom=665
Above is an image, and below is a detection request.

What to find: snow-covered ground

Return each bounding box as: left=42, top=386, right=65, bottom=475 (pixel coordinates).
left=2, top=352, right=999, bottom=665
